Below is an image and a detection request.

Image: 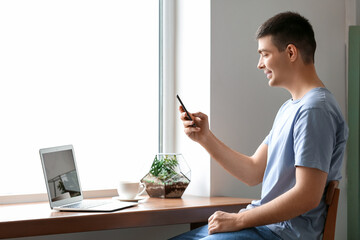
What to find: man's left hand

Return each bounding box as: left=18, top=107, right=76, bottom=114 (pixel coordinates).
left=208, top=211, right=242, bottom=235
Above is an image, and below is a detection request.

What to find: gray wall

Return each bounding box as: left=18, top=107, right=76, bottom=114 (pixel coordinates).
left=210, top=0, right=347, bottom=239
left=358, top=0, right=360, bottom=24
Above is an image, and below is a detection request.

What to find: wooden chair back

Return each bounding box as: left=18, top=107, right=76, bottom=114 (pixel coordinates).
left=323, top=180, right=340, bottom=240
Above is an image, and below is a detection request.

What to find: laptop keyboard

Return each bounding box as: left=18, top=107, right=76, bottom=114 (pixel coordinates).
left=64, top=200, right=110, bottom=209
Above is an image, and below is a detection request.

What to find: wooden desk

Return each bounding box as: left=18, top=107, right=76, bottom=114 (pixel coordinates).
left=0, top=195, right=252, bottom=239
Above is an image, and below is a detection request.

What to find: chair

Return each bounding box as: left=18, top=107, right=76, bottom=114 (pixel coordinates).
left=323, top=181, right=340, bottom=240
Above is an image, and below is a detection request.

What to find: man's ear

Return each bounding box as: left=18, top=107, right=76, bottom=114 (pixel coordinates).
left=286, top=44, right=298, bottom=62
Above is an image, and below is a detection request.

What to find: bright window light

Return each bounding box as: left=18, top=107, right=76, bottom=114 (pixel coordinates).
left=0, top=0, right=159, bottom=195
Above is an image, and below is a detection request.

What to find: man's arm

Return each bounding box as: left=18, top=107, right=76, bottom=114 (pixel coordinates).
left=201, top=131, right=268, bottom=186
left=208, top=166, right=328, bottom=234
left=179, top=108, right=267, bottom=186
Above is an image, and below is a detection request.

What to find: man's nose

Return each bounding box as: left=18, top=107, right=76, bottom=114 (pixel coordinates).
left=257, top=57, right=264, bottom=69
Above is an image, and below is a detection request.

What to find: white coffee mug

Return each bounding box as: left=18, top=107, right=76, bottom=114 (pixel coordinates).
left=117, top=181, right=146, bottom=199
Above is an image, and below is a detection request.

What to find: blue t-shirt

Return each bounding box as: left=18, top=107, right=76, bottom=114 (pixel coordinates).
left=245, top=87, right=348, bottom=239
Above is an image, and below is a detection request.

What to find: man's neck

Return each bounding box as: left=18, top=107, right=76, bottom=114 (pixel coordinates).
left=287, top=64, right=324, bottom=100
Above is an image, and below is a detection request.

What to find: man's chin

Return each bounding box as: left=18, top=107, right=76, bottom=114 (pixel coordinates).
left=268, top=79, right=275, bottom=87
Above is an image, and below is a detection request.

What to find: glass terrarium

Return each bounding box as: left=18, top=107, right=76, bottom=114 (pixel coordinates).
left=141, top=153, right=191, bottom=198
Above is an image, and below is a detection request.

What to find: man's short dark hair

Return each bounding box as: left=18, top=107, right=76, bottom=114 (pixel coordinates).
left=256, top=11, right=316, bottom=64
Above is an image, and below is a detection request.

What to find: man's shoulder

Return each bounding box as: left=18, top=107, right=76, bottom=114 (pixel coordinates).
left=297, top=88, right=346, bottom=126
left=300, top=88, right=338, bottom=111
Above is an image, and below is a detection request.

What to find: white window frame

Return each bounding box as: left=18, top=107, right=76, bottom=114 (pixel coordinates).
left=159, top=0, right=176, bottom=154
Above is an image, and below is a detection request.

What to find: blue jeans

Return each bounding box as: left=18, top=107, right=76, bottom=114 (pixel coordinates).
left=169, top=225, right=282, bottom=240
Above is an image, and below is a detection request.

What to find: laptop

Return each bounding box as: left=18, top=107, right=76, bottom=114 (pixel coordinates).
left=39, top=144, right=137, bottom=212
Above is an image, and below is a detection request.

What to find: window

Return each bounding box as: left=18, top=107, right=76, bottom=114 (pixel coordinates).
left=0, top=0, right=159, bottom=196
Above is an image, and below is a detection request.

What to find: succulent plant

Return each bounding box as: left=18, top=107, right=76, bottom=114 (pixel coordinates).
left=150, top=154, right=179, bottom=181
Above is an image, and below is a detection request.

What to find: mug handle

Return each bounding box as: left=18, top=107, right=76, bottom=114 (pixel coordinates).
left=137, top=182, right=146, bottom=196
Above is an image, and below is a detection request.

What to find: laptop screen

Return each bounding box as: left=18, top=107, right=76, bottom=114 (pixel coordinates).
left=40, top=145, right=83, bottom=207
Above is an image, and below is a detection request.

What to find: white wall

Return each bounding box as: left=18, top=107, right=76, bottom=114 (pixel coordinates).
left=210, top=0, right=347, bottom=239
left=174, top=0, right=211, bottom=197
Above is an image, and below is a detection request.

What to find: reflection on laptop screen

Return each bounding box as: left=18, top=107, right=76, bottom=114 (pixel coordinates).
left=42, top=149, right=81, bottom=202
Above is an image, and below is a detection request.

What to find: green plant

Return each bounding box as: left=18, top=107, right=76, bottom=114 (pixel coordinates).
left=150, top=155, right=179, bottom=181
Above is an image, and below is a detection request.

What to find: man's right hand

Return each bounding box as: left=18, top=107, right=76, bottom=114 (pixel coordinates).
left=179, top=106, right=210, bottom=144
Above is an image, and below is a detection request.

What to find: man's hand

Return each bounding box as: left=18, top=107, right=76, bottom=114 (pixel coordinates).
left=179, top=106, right=210, bottom=144
left=208, top=211, right=242, bottom=235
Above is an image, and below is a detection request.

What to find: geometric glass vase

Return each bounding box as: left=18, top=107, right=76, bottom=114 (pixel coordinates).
left=141, top=153, right=191, bottom=198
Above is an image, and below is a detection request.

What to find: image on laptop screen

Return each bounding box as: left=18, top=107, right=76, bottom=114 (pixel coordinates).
left=42, top=149, right=81, bottom=202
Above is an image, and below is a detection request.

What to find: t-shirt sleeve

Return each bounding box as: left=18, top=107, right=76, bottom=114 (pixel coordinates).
left=293, top=108, right=335, bottom=173
left=263, top=129, right=272, bottom=145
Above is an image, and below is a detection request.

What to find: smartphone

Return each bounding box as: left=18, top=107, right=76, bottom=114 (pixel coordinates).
left=176, top=95, right=196, bottom=127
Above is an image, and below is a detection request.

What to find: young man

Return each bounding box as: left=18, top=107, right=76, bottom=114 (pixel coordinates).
left=171, top=12, right=348, bottom=240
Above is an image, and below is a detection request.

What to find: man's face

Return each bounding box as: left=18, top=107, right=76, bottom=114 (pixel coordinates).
left=257, top=36, right=291, bottom=87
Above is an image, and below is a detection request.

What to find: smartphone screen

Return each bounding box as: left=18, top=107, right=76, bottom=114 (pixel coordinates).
left=176, top=95, right=196, bottom=127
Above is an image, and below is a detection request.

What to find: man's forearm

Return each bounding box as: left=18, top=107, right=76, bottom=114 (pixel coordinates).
left=207, top=182, right=319, bottom=235
left=238, top=188, right=313, bottom=229
left=199, top=131, right=266, bottom=186
left=236, top=167, right=327, bottom=229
